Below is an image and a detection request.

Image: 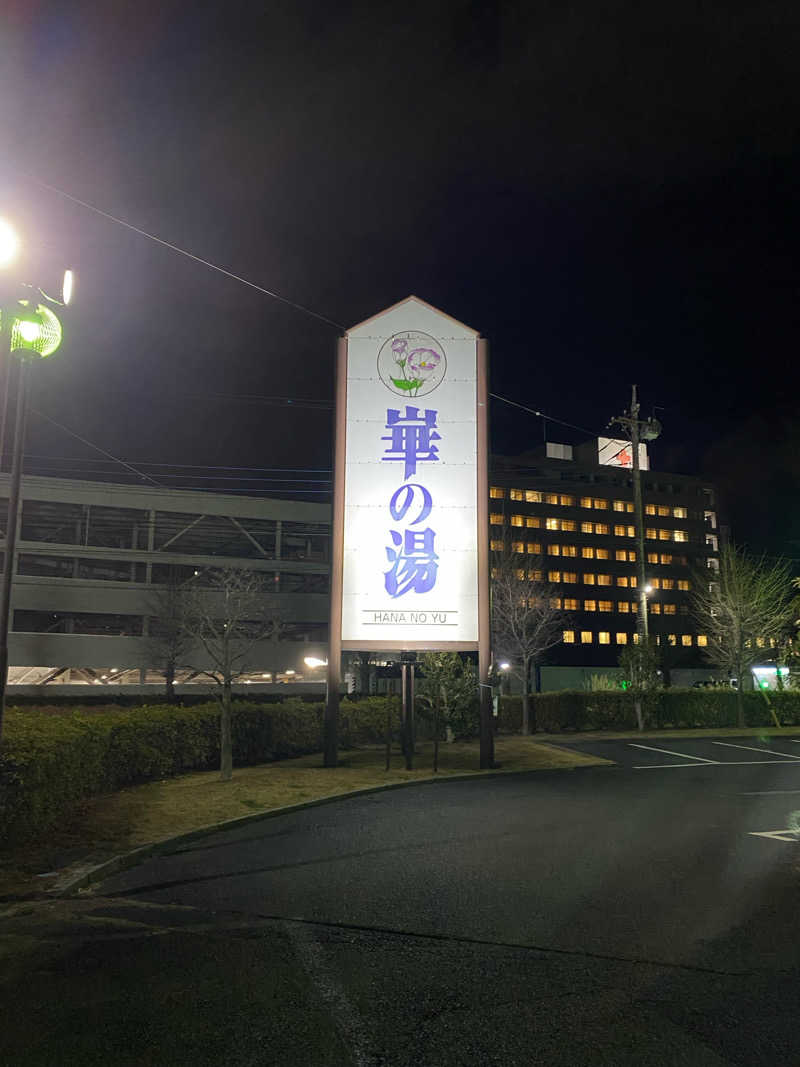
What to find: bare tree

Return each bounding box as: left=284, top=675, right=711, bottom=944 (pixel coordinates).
left=145, top=567, right=193, bottom=703
left=181, top=567, right=281, bottom=781
left=691, top=545, right=793, bottom=727
left=491, top=551, right=565, bottom=734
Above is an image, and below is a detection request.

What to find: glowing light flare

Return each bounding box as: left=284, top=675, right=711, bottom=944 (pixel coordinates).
left=304, top=656, right=328, bottom=669
left=0, top=218, right=20, bottom=268
left=62, top=269, right=74, bottom=305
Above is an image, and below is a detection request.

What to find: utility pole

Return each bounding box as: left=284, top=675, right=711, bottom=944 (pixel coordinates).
left=610, top=387, right=661, bottom=729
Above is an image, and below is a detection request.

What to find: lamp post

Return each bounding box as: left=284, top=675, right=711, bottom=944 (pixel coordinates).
left=0, top=219, right=69, bottom=743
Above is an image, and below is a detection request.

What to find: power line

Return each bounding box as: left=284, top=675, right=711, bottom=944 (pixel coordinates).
left=490, top=393, right=602, bottom=439
left=27, top=176, right=345, bottom=332
left=29, top=409, right=164, bottom=488
left=21, top=454, right=332, bottom=473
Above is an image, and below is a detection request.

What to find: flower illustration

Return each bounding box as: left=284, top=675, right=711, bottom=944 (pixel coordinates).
left=408, top=348, right=441, bottom=378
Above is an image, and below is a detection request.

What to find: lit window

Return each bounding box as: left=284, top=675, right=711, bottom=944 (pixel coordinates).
left=667, top=634, right=677, bottom=646
left=681, top=635, right=692, bottom=647
left=584, top=599, right=597, bottom=611
left=645, top=504, right=656, bottom=516
left=660, top=554, right=672, bottom=565
left=677, top=579, right=689, bottom=591
left=632, top=633, right=640, bottom=644
left=546, top=493, right=559, bottom=505
left=673, top=530, right=688, bottom=543
left=560, top=494, right=575, bottom=506
left=527, top=542, right=542, bottom=554
left=548, top=570, right=561, bottom=583
left=511, top=515, right=524, bottom=527
left=562, top=545, right=577, bottom=557
left=658, top=505, right=670, bottom=517
left=616, top=632, right=628, bottom=645
left=563, top=630, right=575, bottom=643
left=512, top=541, right=525, bottom=553
left=650, top=603, right=661, bottom=614
left=597, top=574, right=612, bottom=586
left=663, top=604, right=676, bottom=615
left=658, top=529, right=670, bottom=541
left=580, top=496, right=593, bottom=508
left=613, top=500, right=626, bottom=512
left=528, top=569, right=543, bottom=581
left=490, top=487, right=505, bottom=499
left=630, top=576, right=637, bottom=587
left=697, top=635, right=708, bottom=647
left=673, top=506, right=688, bottom=519
left=526, top=517, right=541, bottom=528
left=614, top=525, right=627, bottom=537
left=598, top=631, right=611, bottom=644
left=631, top=601, right=638, bottom=612
left=515, top=569, right=526, bottom=580
left=595, top=523, right=609, bottom=535
left=598, top=600, right=612, bottom=612
left=561, top=520, right=577, bottom=532
left=490, top=539, right=504, bottom=551
left=509, top=489, right=523, bottom=501
left=583, top=573, right=595, bottom=584
left=647, top=552, right=659, bottom=564
left=525, top=490, right=542, bottom=503
left=596, top=548, right=609, bottom=560
left=617, top=576, right=629, bottom=588
left=661, top=578, right=674, bottom=590
left=490, top=513, right=504, bottom=525
left=581, top=631, right=593, bottom=643
left=581, top=522, right=593, bottom=534
left=546, top=517, right=559, bottom=530
left=593, top=498, right=608, bottom=510
left=626, top=526, right=635, bottom=538
left=563, top=598, right=579, bottom=611
left=562, top=572, right=578, bottom=584
left=646, top=528, right=657, bottom=539
left=551, top=597, right=562, bottom=609
left=491, top=567, right=498, bottom=578
left=618, top=602, right=630, bottom=613
left=583, top=547, right=596, bottom=559
left=616, top=549, right=629, bottom=562
left=650, top=578, right=660, bottom=590
left=548, top=544, right=561, bottom=556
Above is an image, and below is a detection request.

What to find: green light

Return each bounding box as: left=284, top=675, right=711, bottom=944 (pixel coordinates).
left=2, top=301, right=63, bottom=357
left=759, top=680, right=769, bottom=689
left=18, top=320, right=40, bottom=343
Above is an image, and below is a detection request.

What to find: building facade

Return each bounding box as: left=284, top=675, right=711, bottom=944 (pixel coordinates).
left=489, top=441, right=720, bottom=677
left=0, top=475, right=330, bottom=692
left=0, top=440, right=720, bottom=692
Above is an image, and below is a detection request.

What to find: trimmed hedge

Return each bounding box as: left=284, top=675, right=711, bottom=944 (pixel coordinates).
left=0, top=696, right=399, bottom=847
left=497, top=689, right=800, bottom=733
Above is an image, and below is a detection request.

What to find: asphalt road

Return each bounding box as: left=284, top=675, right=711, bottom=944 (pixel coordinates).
left=6, top=737, right=800, bottom=1065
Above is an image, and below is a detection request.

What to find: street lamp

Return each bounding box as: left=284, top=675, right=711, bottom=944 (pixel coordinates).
left=0, top=220, right=70, bottom=743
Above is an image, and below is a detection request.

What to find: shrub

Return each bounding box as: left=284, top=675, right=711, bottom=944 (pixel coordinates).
left=496, top=688, right=800, bottom=733
left=0, top=696, right=399, bottom=847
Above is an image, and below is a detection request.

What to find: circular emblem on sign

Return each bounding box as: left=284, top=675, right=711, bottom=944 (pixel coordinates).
left=377, top=331, right=447, bottom=397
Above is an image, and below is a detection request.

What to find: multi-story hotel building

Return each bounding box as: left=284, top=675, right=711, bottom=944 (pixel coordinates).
left=489, top=439, right=721, bottom=673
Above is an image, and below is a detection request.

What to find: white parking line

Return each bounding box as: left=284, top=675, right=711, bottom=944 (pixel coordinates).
left=740, top=790, right=800, bottom=795
left=712, top=740, right=800, bottom=760
left=749, top=830, right=799, bottom=843
left=635, top=760, right=800, bottom=770
left=628, top=743, right=717, bottom=763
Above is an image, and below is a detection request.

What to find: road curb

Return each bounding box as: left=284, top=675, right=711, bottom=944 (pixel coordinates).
left=50, top=761, right=599, bottom=898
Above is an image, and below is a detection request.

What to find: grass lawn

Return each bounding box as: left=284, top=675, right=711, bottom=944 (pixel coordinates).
left=0, top=737, right=608, bottom=901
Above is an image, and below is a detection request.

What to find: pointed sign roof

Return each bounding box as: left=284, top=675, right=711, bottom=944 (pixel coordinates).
left=346, top=295, right=479, bottom=337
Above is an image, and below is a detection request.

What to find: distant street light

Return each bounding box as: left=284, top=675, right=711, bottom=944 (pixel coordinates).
left=304, top=656, right=328, bottom=669
left=498, top=661, right=510, bottom=671
left=0, top=219, right=71, bottom=744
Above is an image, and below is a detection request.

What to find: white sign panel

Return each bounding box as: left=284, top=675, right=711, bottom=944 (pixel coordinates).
left=597, top=436, right=649, bottom=470
left=340, top=297, right=479, bottom=647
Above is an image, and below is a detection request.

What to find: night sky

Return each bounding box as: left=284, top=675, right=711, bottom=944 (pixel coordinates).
left=1, top=2, right=799, bottom=556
